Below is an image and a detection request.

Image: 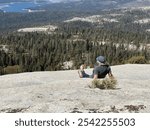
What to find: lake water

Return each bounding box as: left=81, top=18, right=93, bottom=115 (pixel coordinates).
left=0, top=2, right=46, bottom=13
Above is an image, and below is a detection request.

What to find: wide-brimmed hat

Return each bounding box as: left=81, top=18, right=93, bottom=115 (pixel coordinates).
left=96, top=56, right=106, bottom=63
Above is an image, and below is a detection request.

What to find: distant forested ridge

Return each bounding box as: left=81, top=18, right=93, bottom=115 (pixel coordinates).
left=1, top=8, right=150, bottom=34
left=0, top=11, right=80, bottom=34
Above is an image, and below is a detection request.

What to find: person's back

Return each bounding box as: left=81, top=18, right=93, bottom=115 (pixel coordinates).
left=93, top=65, right=111, bottom=78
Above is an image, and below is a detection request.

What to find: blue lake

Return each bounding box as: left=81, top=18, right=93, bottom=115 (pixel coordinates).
left=0, top=2, right=46, bottom=12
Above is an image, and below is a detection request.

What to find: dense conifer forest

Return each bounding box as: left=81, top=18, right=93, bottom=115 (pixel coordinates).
left=0, top=26, right=150, bottom=75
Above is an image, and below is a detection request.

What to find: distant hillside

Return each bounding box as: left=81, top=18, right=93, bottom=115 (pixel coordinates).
left=1, top=0, right=150, bottom=9
left=32, top=0, right=150, bottom=12
left=1, top=0, right=150, bottom=33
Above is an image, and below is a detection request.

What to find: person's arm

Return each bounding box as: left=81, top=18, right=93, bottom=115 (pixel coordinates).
left=93, top=67, right=98, bottom=79
left=94, top=74, right=98, bottom=79
left=108, top=70, right=114, bottom=79
left=108, top=71, right=113, bottom=77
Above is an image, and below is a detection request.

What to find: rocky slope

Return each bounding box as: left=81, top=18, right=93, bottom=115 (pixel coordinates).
left=0, top=64, right=150, bottom=113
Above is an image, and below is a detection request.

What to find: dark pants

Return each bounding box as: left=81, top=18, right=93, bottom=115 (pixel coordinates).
left=81, top=71, right=93, bottom=78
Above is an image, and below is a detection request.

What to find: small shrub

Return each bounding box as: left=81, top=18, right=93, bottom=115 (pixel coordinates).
left=90, top=78, right=117, bottom=90
left=0, top=66, right=4, bottom=75
left=126, top=56, right=147, bottom=64
left=3, top=65, right=22, bottom=74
